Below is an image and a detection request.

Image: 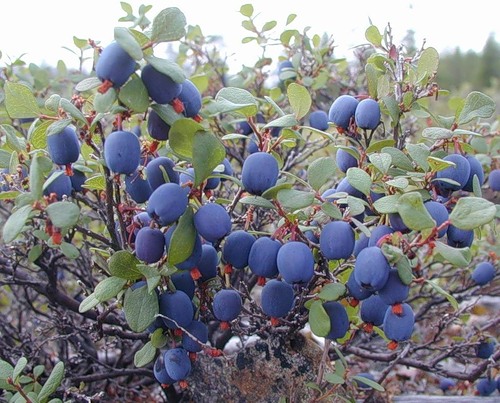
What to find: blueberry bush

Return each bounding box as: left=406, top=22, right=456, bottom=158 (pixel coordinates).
left=0, top=3, right=499, bottom=402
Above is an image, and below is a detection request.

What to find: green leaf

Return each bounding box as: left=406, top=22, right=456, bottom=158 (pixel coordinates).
left=277, top=189, right=315, bottom=211
left=369, top=152, right=392, bottom=174
left=3, top=204, right=33, bottom=243
left=352, top=375, right=385, bottom=391
left=168, top=206, right=196, bottom=266
left=78, top=293, right=100, bottom=313
left=123, top=283, right=159, bottom=332
left=151, top=103, right=182, bottom=127
left=427, top=156, right=456, bottom=172
left=193, top=132, right=226, bottom=187
left=239, top=196, right=276, bottom=209
left=365, top=63, right=379, bottom=99
left=317, top=283, right=346, bottom=301
left=214, top=87, right=258, bottom=117
left=425, top=279, right=458, bottom=310
left=134, top=341, right=157, bottom=367
left=38, top=361, right=64, bottom=403
left=381, top=245, right=413, bottom=285
left=59, top=98, right=87, bottom=125
left=286, top=14, right=297, bottom=25
left=422, top=127, right=454, bottom=140
left=0, top=360, right=14, bottom=380
left=4, top=81, right=40, bottom=119
left=28, top=244, right=43, bottom=263
left=108, top=250, right=143, bottom=280
left=94, top=276, right=127, bottom=302
left=151, top=7, right=187, bottom=43
left=29, top=153, right=46, bottom=199
left=406, top=143, right=430, bottom=171
left=12, top=357, right=27, bottom=382
left=75, top=77, right=101, bottom=92
left=82, top=174, right=106, bottom=191
left=28, top=120, right=50, bottom=150
left=45, top=202, right=80, bottom=228
left=397, top=192, right=435, bottom=231
left=0, top=124, right=23, bottom=151
left=365, top=25, right=382, bottom=46
left=264, top=114, right=299, bottom=129
left=365, top=139, right=395, bottom=154
left=169, top=118, right=205, bottom=160
left=144, top=55, right=186, bottom=84
left=262, top=20, right=277, bottom=32
left=309, top=300, right=330, bottom=337
left=449, top=197, right=496, bottom=230
left=346, top=168, right=372, bottom=196
left=433, top=241, right=471, bottom=267
left=287, top=83, right=311, bottom=120
left=114, top=27, right=143, bottom=60
left=150, top=328, right=168, bottom=349
left=240, top=4, right=254, bottom=17
left=458, top=91, right=496, bottom=125
left=60, top=242, right=80, bottom=259
left=307, top=157, right=335, bottom=191
left=416, top=47, right=439, bottom=85
left=325, top=373, right=345, bottom=385
left=373, top=194, right=400, bottom=214
left=136, top=265, right=161, bottom=293
left=381, top=95, right=400, bottom=125
left=94, top=87, right=117, bottom=113
left=321, top=202, right=343, bottom=220
left=381, top=147, right=414, bottom=171
left=118, top=76, right=149, bottom=113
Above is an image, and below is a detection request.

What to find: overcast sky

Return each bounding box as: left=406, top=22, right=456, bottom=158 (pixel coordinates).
left=0, top=0, right=497, bottom=72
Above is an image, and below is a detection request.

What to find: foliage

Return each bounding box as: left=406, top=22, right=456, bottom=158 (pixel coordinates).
left=0, top=2, right=499, bottom=402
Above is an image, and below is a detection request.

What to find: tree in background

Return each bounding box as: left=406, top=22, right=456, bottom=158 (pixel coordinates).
left=0, top=3, right=498, bottom=402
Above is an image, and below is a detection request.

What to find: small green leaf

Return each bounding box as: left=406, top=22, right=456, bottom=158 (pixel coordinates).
left=144, top=55, right=186, bottom=83
left=381, top=245, right=413, bottom=285
left=59, top=98, right=87, bottom=125
left=416, top=47, right=439, bottom=85
left=406, top=143, right=430, bottom=171
left=4, top=81, right=40, bottom=119
left=136, top=265, right=161, bottom=292
left=169, top=118, right=205, bottom=160
left=94, top=276, right=127, bottom=302
left=261, top=183, right=294, bottom=200
left=29, top=120, right=51, bottom=150
left=38, top=361, right=64, bottom=403
left=108, top=250, right=143, bottom=280
left=277, top=188, right=315, bottom=211
left=0, top=360, right=14, bottom=380
left=381, top=95, right=400, bottom=125
left=449, top=197, right=496, bottom=230
left=321, top=202, right=343, bottom=220
left=2, top=204, right=33, bottom=243
left=262, top=20, right=277, bottom=32
left=425, top=279, right=458, bottom=310
left=118, top=76, right=149, bottom=113
left=114, top=27, right=143, bottom=60
left=317, top=283, right=346, bottom=301
left=287, top=83, right=311, bottom=120
left=45, top=202, right=80, bottom=228
left=193, top=132, right=226, bottom=187
left=365, top=63, right=379, bottom=98
left=373, top=194, right=400, bottom=214
left=397, top=192, right=435, bottom=230
left=214, top=87, right=258, bottom=117
left=134, top=341, right=157, bottom=367
left=458, top=91, right=495, bottom=125
left=239, top=196, right=276, bottom=209
left=240, top=4, right=254, bottom=17
left=264, top=114, right=299, bottom=129
left=433, top=241, right=471, bottom=267
left=28, top=244, right=43, bottom=263
left=369, top=152, right=392, bottom=174
left=12, top=357, right=28, bottom=382
left=286, top=14, right=297, bottom=25
left=60, top=242, right=80, bottom=259
left=78, top=293, right=100, bottom=313
left=346, top=168, right=372, bottom=196
left=168, top=206, right=196, bottom=266
left=309, top=300, right=330, bottom=337
left=123, top=283, right=159, bottom=332
left=150, top=328, right=168, bottom=349
left=422, top=127, right=454, bottom=140
left=151, top=7, right=187, bottom=43
left=325, top=373, right=345, bottom=385
left=427, top=156, right=456, bottom=172
left=94, top=87, right=117, bottom=113
left=365, top=25, right=382, bottom=47
left=307, top=157, right=335, bottom=191
left=75, top=77, right=102, bottom=92
left=381, top=147, right=414, bottom=171
left=82, top=174, right=106, bottom=191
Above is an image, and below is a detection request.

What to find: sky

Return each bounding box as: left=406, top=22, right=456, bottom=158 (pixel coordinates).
left=0, top=0, right=497, bottom=73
